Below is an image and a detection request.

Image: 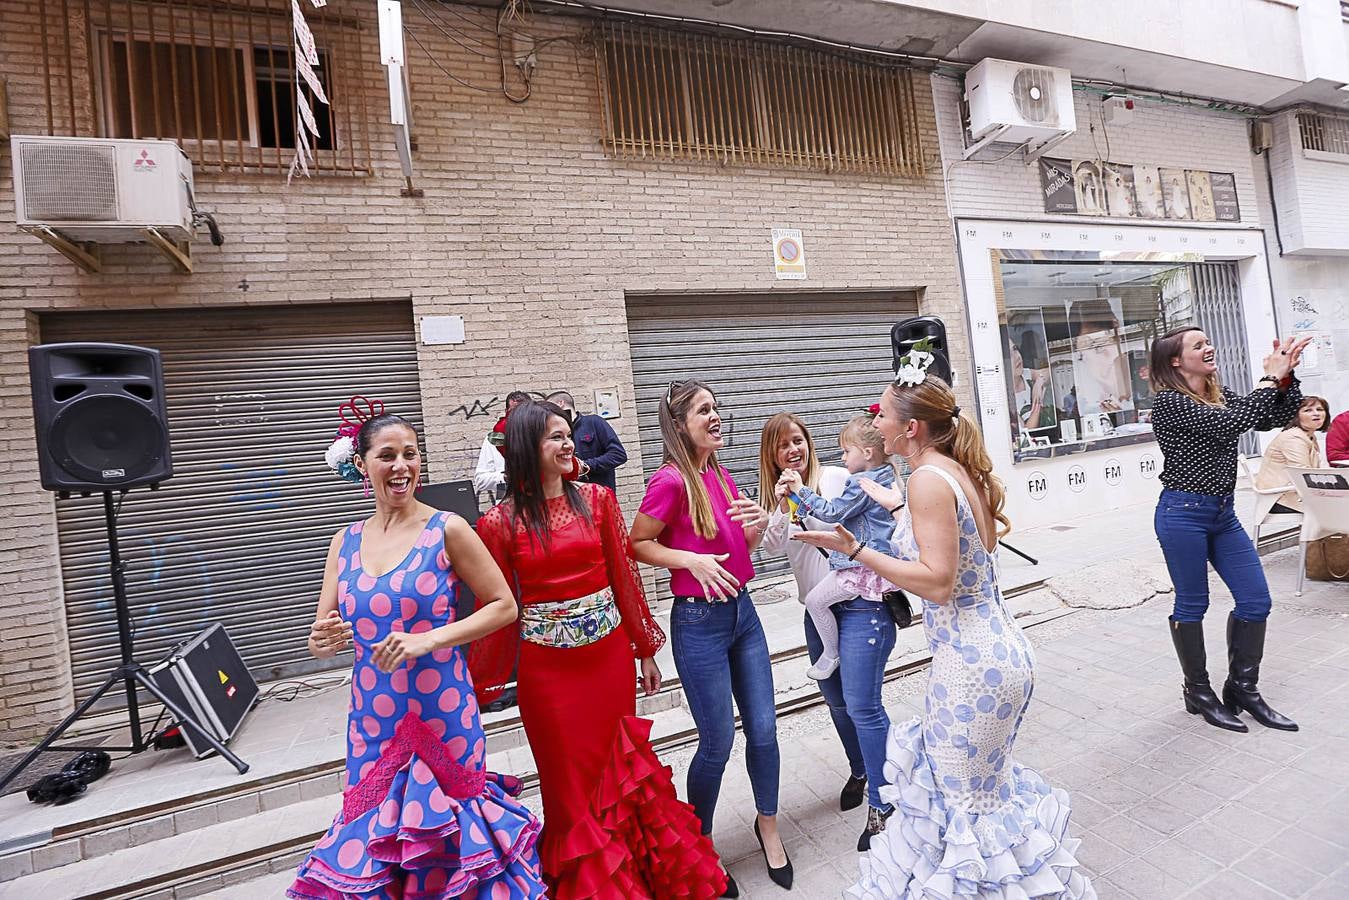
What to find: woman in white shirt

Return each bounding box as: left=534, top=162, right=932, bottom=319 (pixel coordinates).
left=757, top=413, right=898, bottom=851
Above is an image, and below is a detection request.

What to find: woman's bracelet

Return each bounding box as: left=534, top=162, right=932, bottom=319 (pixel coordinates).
left=847, top=541, right=865, bottom=561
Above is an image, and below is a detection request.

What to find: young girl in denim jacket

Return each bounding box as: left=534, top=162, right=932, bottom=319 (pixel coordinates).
left=779, top=415, right=899, bottom=680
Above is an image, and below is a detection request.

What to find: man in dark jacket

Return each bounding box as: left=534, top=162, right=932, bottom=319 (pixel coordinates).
left=546, top=391, right=628, bottom=492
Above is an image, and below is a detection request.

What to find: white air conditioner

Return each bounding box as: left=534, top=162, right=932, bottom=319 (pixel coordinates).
left=964, top=58, right=1076, bottom=156
left=12, top=135, right=194, bottom=242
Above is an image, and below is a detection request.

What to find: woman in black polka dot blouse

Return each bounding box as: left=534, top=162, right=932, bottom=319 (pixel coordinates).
left=1149, top=326, right=1312, bottom=734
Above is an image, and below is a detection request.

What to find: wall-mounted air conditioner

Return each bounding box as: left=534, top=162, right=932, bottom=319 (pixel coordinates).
left=964, top=58, right=1076, bottom=158
left=11, top=135, right=201, bottom=272
left=12, top=135, right=194, bottom=241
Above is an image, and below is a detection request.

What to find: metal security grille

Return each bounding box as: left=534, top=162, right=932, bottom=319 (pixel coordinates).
left=1190, top=262, right=1258, bottom=456
left=21, top=142, right=119, bottom=220
left=41, top=302, right=423, bottom=703
left=1297, top=112, right=1349, bottom=156
left=33, top=0, right=373, bottom=175
left=626, top=291, right=919, bottom=583
left=596, top=22, right=926, bottom=177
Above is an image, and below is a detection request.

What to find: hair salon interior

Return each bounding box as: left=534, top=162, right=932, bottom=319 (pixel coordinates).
left=2, top=0, right=1349, bottom=747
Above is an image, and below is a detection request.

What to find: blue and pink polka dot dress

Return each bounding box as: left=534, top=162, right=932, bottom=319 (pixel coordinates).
left=288, top=512, right=544, bottom=899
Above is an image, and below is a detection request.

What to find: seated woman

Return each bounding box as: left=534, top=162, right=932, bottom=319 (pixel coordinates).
left=1255, top=396, right=1329, bottom=513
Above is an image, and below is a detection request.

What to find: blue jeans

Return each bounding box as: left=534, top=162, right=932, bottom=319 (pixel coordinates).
left=1154, top=489, right=1273, bottom=623
left=670, top=589, right=780, bottom=833
left=804, top=600, right=896, bottom=808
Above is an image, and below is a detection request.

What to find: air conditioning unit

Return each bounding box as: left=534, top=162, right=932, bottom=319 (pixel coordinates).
left=12, top=135, right=194, bottom=243
left=964, top=58, right=1076, bottom=157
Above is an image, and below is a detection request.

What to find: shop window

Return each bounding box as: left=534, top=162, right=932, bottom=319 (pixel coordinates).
left=595, top=21, right=926, bottom=177
left=997, top=260, right=1196, bottom=461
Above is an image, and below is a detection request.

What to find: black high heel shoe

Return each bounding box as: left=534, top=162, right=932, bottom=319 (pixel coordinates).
left=753, top=818, right=794, bottom=890
left=719, top=871, right=739, bottom=898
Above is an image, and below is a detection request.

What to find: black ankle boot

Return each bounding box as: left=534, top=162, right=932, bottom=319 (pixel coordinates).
left=1222, top=614, right=1299, bottom=731
left=1170, top=618, right=1247, bottom=732
left=840, top=774, right=866, bottom=812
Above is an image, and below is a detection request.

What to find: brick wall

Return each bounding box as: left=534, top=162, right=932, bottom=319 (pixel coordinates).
left=0, top=1, right=965, bottom=739
left=931, top=74, right=1263, bottom=226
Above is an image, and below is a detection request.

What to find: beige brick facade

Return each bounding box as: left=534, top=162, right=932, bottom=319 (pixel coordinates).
left=0, top=1, right=965, bottom=740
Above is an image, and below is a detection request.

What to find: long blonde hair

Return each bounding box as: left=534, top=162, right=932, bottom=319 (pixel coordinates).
left=1149, top=325, right=1223, bottom=405
left=887, top=375, right=1011, bottom=536
left=659, top=379, right=734, bottom=539
left=758, top=413, right=820, bottom=512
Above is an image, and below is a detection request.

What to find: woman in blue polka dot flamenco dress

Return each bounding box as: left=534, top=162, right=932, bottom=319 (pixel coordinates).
left=797, top=364, right=1094, bottom=899
left=290, top=404, right=545, bottom=899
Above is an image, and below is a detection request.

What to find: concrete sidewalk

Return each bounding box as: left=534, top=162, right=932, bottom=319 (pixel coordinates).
left=691, top=545, right=1349, bottom=899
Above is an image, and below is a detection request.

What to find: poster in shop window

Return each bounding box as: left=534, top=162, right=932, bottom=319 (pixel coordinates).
left=1068, top=297, right=1134, bottom=417
left=1004, top=310, right=1058, bottom=435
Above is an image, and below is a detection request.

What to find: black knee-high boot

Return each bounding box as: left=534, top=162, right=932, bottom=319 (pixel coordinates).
left=1222, top=614, right=1299, bottom=731
left=1170, top=618, right=1247, bottom=732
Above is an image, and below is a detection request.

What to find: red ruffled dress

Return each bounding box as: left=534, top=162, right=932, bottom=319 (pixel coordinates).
left=472, top=483, right=726, bottom=900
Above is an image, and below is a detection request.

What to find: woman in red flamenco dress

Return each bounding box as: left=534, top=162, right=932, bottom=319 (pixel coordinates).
left=472, top=401, right=727, bottom=899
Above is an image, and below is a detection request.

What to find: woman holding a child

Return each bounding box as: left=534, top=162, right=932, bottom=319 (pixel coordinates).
left=757, top=412, right=899, bottom=851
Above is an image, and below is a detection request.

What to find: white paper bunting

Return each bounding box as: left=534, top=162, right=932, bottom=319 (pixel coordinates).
left=297, top=90, right=319, bottom=140
left=292, top=0, right=320, bottom=66
left=290, top=0, right=330, bottom=181
left=295, top=44, right=329, bottom=105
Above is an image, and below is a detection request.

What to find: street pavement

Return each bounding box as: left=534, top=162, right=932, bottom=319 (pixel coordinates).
left=681, top=545, right=1349, bottom=899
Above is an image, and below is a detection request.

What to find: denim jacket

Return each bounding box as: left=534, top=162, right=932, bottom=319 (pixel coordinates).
left=794, top=464, right=898, bottom=571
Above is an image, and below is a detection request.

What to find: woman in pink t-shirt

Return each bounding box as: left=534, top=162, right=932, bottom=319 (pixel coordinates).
left=631, top=380, right=791, bottom=896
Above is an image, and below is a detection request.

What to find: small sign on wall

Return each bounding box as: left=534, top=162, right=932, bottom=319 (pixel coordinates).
left=1038, top=158, right=1240, bottom=222
left=420, top=315, right=465, bottom=345
left=595, top=388, right=621, bottom=420
left=772, top=228, right=807, bottom=279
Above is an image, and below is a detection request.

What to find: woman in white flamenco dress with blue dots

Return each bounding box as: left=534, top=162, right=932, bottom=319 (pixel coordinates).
left=796, top=359, right=1095, bottom=900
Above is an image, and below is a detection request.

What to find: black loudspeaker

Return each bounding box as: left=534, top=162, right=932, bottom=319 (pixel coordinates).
left=891, top=316, right=953, bottom=385
left=29, top=342, right=173, bottom=491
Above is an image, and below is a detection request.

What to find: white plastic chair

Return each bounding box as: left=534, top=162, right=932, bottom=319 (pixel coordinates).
left=1238, top=456, right=1301, bottom=541
left=1286, top=466, right=1349, bottom=596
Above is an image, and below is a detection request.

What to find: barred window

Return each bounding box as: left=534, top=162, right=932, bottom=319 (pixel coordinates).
left=595, top=23, right=926, bottom=178
left=1297, top=111, right=1349, bottom=157
left=34, top=0, right=371, bottom=175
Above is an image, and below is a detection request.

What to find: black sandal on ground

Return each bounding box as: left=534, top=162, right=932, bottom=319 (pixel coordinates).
left=753, top=818, right=794, bottom=889
left=840, top=773, right=866, bottom=812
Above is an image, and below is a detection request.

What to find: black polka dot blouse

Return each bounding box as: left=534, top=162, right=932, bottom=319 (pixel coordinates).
left=1151, top=379, right=1302, bottom=495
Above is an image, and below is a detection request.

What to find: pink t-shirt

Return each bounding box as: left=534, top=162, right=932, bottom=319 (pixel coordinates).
left=638, top=464, right=756, bottom=599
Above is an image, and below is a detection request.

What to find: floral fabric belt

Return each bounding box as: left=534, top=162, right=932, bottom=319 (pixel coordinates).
left=520, top=588, right=619, bottom=648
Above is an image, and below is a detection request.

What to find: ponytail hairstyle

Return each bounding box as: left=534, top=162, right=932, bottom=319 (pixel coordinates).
left=1149, top=325, right=1223, bottom=406
left=839, top=414, right=887, bottom=465
left=659, top=379, right=734, bottom=540
left=758, top=413, right=820, bottom=513
left=887, top=375, right=1011, bottom=536
left=503, top=400, right=591, bottom=548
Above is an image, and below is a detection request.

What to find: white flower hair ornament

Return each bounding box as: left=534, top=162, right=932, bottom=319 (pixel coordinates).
left=325, top=395, right=386, bottom=484
left=894, top=338, right=938, bottom=387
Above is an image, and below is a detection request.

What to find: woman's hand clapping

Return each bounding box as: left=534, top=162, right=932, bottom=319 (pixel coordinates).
left=1262, top=336, right=1314, bottom=381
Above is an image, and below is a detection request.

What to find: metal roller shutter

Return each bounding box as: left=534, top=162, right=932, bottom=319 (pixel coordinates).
left=40, top=302, right=425, bottom=702
left=1190, top=262, right=1258, bottom=456
left=626, top=291, right=919, bottom=581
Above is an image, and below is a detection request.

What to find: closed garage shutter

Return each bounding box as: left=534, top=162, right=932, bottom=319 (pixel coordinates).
left=626, top=291, right=919, bottom=582
left=40, top=302, right=425, bottom=701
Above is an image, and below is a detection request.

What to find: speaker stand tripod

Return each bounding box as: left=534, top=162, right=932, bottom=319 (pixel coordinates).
left=0, top=491, right=248, bottom=794
left=998, top=540, right=1040, bottom=566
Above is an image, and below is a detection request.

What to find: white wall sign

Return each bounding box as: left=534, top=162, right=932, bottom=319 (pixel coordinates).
left=1103, top=458, right=1123, bottom=486
left=1067, top=464, right=1087, bottom=493
left=771, top=228, right=806, bottom=279
left=420, top=315, right=465, bottom=345
left=595, top=388, right=621, bottom=420
left=1026, top=470, right=1048, bottom=501
left=1139, top=452, right=1159, bottom=479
